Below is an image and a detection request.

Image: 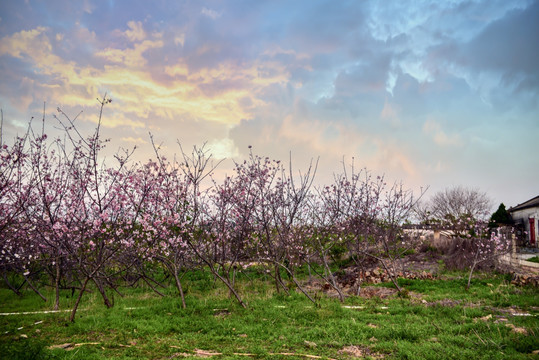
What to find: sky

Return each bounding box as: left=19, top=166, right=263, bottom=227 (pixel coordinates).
left=0, top=0, right=538, bottom=211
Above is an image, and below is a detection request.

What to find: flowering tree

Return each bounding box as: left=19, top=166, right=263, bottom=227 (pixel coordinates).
left=206, top=170, right=256, bottom=299
left=308, top=192, right=347, bottom=301
left=0, top=125, right=43, bottom=298
left=445, top=218, right=512, bottom=290
left=230, top=151, right=281, bottom=296
left=48, top=95, right=142, bottom=321
left=24, top=125, right=78, bottom=309
left=172, top=144, right=253, bottom=307
left=235, top=150, right=318, bottom=302
left=373, top=181, right=426, bottom=291
left=130, top=148, right=194, bottom=308
left=263, top=155, right=317, bottom=302
left=314, top=159, right=425, bottom=294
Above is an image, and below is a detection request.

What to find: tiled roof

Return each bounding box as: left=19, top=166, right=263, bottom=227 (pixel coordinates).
left=508, top=195, right=539, bottom=212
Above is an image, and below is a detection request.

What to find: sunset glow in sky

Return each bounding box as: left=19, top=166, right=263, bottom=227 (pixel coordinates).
left=1, top=0, right=538, bottom=209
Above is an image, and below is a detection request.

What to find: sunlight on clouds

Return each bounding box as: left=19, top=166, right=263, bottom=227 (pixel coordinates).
left=124, top=21, right=147, bottom=42
left=0, top=1, right=536, bottom=209
left=93, top=65, right=257, bottom=127
left=380, top=99, right=401, bottom=127
left=97, top=110, right=146, bottom=129
left=0, top=26, right=79, bottom=84
left=206, top=138, right=239, bottom=159
left=95, top=39, right=164, bottom=68
left=2, top=22, right=304, bottom=151
left=0, top=26, right=49, bottom=59
left=121, top=136, right=147, bottom=144
left=13, top=77, right=35, bottom=111
left=0, top=25, right=280, bottom=129
left=262, top=46, right=312, bottom=63
left=278, top=115, right=364, bottom=157
left=187, top=60, right=290, bottom=88
left=423, top=118, right=463, bottom=146
left=174, top=34, right=185, bottom=47
left=165, top=63, right=189, bottom=77
left=370, top=139, right=418, bottom=180
left=275, top=114, right=419, bottom=185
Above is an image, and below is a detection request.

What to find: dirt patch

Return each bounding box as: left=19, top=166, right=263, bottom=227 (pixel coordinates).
left=302, top=282, right=398, bottom=299
left=359, top=286, right=398, bottom=299
left=506, top=323, right=528, bottom=335
left=484, top=306, right=536, bottom=317
left=212, top=308, right=230, bottom=317
left=338, top=345, right=384, bottom=359
left=421, top=299, right=462, bottom=307
left=47, top=342, right=100, bottom=351
left=170, top=348, right=338, bottom=359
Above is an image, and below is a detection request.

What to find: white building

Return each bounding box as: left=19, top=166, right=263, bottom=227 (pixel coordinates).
left=508, top=195, right=539, bottom=247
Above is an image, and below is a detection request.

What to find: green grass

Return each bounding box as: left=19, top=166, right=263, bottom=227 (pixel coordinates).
left=525, top=256, right=539, bottom=264
left=1, top=270, right=538, bottom=359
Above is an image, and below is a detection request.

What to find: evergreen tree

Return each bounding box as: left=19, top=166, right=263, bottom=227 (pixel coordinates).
left=489, top=203, right=512, bottom=227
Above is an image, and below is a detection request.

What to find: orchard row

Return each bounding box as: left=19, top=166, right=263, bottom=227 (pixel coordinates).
left=0, top=98, right=509, bottom=321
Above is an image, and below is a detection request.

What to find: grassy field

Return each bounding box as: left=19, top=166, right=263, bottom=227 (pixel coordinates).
left=1, top=269, right=538, bottom=359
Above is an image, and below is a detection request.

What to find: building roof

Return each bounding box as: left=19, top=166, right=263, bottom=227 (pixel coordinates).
left=508, top=195, right=539, bottom=212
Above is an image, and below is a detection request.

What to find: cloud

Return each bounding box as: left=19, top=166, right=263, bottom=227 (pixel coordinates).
left=422, top=1, right=539, bottom=108
left=0, top=26, right=49, bottom=59
left=174, top=34, right=185, bottom=47
left=0, top=23, right=287, bottom=132
left=121, top=136, right=147, bottom=144
left=423, top=118, right=463, bottom=147
left=206, top=138, right=239, bottom=159
left=201, top=7, right=222, bottom=20
left=95, top=39, right=164, bottom=68
left=0, top=0, right=538, bottom=209
left=380, top=99, right=400, bottom=127
left=82, top=0, right=95, bottom=14
left=124, top=21, right=147, bottom=42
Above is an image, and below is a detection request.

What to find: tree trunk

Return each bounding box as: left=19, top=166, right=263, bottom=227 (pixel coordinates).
left=70, top=277, right=90, bottom=322
left=230, top=266, right=237, bottom=299
left=323, top=258, right=345, bottom=302
left=23, top=275, right=47, bottom=302
left=2, top=272, right=22, bottom=297
left=278, top=263, right=317, bottom=305
left=379, top=259, right=402, bottom=293
left=172, top=267, right=187, bottom=309
left=212, top=269, right=247, bottom=308
left=274, top=264, right=281, bottom=294
left=93, top=278, right=113, bottom=308
left=361, top=251, right=403, bottom=293
left=54, top=257, right=61, bottom=310
left=466, top=250, right=480, bottom=291
left=141, top=276, right=165, bottom=297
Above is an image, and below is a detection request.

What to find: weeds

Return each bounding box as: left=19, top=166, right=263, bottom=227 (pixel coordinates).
left=1, top=270, right=537, bottom=359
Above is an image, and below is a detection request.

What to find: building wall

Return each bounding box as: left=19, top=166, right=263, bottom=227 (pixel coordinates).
left=511, top=207, right=539, bottom=246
